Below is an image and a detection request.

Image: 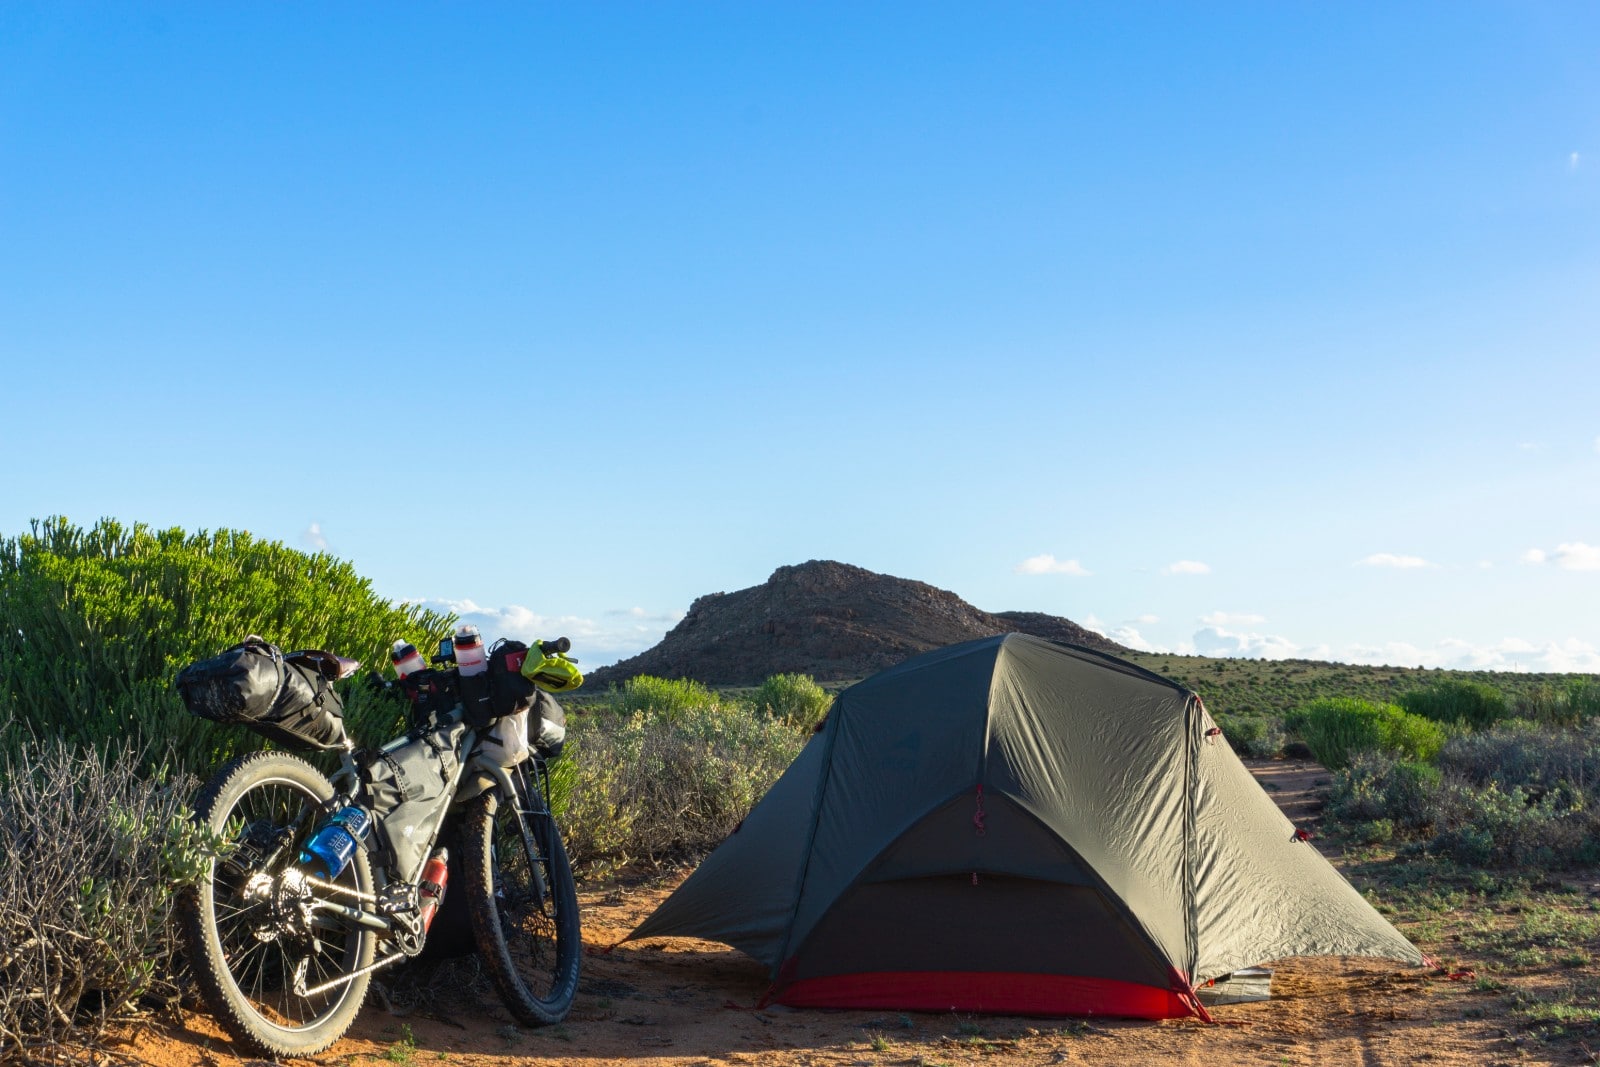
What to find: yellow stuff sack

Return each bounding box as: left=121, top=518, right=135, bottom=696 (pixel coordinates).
left=521, top=646, right=583, bottom=693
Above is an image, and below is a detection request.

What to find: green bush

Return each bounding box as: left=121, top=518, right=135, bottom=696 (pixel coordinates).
left=0, top=517, right=452, bottom=773
left=559, top=680, right=807, bottom=876
left=1288, top=697, right=1445, bottom=769
left=604, top=674, right=721, bottom=722
left=1213, top=712, right=1284, bottom=759
left=1513, top=679, right=1600, bottom=728
left=0, top=742, right=206, bottom=1054
left=1328, top=752, right=1442, bottom=833
left=1398, top=679, right=1509, bottom=730
left=1428, top=781, right=1600, bottom=869
left=1325, top=725, right=1600, bottom=871
left=1437, top=719, right=1600, bottom=793
left=749, top=673, right=833, bottom=727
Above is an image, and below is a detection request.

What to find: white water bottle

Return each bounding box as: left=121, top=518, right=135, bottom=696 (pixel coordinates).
left=391, top=639, right=427, bottom=678
left=455, top=624, right=487, bottom=676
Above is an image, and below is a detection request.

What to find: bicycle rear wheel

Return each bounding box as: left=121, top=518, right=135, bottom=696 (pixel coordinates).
left=179, top=751, right=376, bottom=1057
left=460, top=764, right=581, bottom=1024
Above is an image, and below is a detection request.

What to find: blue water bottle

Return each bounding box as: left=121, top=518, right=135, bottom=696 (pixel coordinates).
left=299, top=805, right=371, bottom=881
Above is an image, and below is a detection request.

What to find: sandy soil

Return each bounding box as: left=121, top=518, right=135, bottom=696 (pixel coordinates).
left=109, top=761, right=1561, bottom=1067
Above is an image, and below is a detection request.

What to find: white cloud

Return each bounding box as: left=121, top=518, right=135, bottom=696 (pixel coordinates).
left=1553, top=542, right=1600, bottom=571
left=1341, top=635, right=1600, bottom=673
left=1523, top=543, right=1600, bottom=570
left=1356, top=553, right=1433, bottom=569
left=1107, top=626, right=1167, bottom=653
left=1200, top=611, right=1265, bottom=627
left=1081, top=613, right=1107, bottom=636
left=1161, top=560, right=1210, bottom=576
left=1192, top=625, right=1302, bottom=660
left=1477, top=560, right=1494, bottom=570
left=1101, top=614, right=1165, bottom=652
left=1538, top=638, right=1600, bottom=672
left=1015, top=554, right=1090, bottom=576
left=1573, top=151, right=1582, bottom=171
left=412, top=597, right=683, bottom=666
left=607, top=606, right=683, bottom=623
left=302, top=523, right=329, bottom=552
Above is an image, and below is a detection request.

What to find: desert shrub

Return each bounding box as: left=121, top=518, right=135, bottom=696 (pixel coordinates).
left=1325, top=725, right=1600, bottom=871
left=1398, top=679, right=1509, bottom=730
left=1572, top=679, right=1600, bottom=721
left=1382, top=708, right=1449, bottom=764
left=1513, top=679, right=1600, bottom=728
left=1328, top=752, right=1442, bottom=833
left=749, top=673, right=833, bottom=727
left=604, top=674, right=721, bottom=722
left=1288, top=697, right=1445, bottom=770
left=0, top=517, right=452, bottom=775
left=1427, top=781, right=1600, bottom=869
left=0, top=742, right=207, bottom=1057
left=1514, top=684, right=1580, bottom=727
left=1213, top=712, right=1284, bottom=759
left=1437, top=719, right=1600, bottom=794
left=559, top=687, right=806, bottom=875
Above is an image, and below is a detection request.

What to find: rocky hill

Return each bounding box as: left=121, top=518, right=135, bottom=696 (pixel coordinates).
left=586, top=560, right=1125, bottom=687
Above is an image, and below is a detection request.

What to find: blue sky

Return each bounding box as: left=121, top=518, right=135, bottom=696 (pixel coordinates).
left=3, top=3, right=1597, bottom=671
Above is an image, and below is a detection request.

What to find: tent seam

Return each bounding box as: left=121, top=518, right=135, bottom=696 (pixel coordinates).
left=771, top=688, right=849, bottom=977
left=1183, top=693, right=1203, bottom=984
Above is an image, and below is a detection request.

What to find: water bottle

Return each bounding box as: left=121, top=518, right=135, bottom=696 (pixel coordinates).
left=299, top=805, right=371, bottom=881
left=391, top=639, right=427, bottom=678
left=418, top=848, right=449, bottom=933
left=455, top=624, right=487, bottom=676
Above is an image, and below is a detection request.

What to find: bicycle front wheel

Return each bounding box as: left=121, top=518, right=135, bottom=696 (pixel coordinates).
left=460, top=769, right=581, bottom=1024
left=179, top=751, right=376, bottom=1057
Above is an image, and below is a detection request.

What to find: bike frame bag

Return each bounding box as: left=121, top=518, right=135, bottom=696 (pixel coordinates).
left=176, top=639, right=349, bottom=752
left=360, top=720, right=468, bottom=883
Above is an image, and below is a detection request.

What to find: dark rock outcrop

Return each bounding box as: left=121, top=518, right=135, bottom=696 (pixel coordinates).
left=587, top=560, right=1124, bottom=687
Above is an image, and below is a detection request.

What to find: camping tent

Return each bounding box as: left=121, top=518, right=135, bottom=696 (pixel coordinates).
left=623, top=634, right=1422, bottom=1019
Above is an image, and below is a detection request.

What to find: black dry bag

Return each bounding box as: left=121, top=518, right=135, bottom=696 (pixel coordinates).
left=176, top=639, right=348, bottom=752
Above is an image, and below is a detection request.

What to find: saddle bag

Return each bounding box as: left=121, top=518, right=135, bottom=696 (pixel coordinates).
left=360, top=720, right=468, bottom=883
left=176, top=639, right=348, bottom=752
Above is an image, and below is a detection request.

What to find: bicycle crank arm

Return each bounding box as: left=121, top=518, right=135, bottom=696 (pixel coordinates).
left=293, top=948, right=408, bottom=999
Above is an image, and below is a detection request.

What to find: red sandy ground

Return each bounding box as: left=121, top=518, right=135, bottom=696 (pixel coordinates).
left=110, top=762, right=1561, bottom=1067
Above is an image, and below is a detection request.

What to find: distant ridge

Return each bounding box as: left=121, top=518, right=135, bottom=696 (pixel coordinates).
left=586, top=560, right=1125, bottom=688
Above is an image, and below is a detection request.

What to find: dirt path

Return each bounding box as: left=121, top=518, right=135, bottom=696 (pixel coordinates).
left=113, top=760, right=1547, bottom=1067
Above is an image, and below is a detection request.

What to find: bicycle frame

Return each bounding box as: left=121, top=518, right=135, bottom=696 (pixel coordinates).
left=279, top=715, right=551, bottom=996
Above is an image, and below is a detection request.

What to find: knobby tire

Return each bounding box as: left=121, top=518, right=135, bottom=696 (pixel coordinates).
left=460, top=770, right=581, bottom=1025
left=178, top=750, right=376, bottom=1057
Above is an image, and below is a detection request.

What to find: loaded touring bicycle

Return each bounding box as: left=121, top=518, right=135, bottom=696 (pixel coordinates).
left=174, top=632, right=584, bottom=1057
